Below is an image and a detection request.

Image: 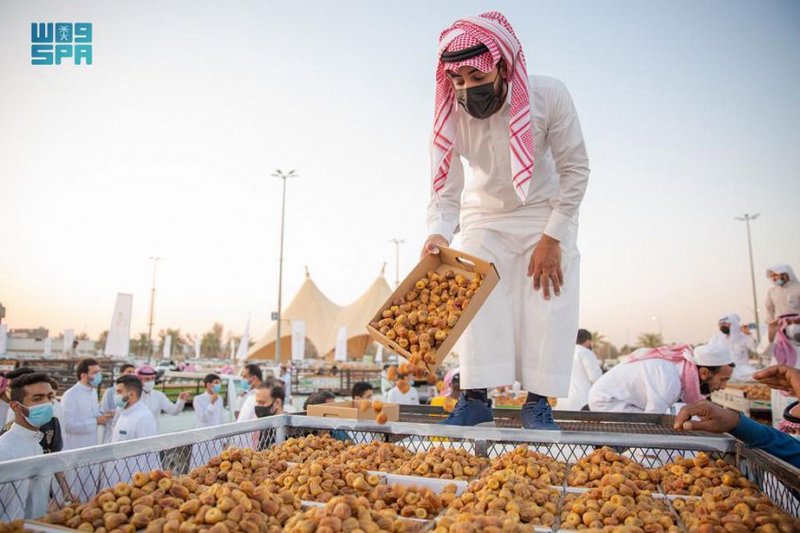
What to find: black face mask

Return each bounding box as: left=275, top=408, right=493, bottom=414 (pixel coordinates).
left=255, top=404, right=274, bottom=418
left=456, top=73, right=503, bottom=119
left=719, top=326, right=730, bottom=335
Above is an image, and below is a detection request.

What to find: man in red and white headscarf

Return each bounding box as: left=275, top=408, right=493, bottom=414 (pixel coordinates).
left=421, top=11, right=590, bottom=429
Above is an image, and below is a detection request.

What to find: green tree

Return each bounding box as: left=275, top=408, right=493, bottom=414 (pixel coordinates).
left=130, top=333, right=150, bottom=357
left=201, top=323, right=224, bottom=358
left=637, top=333, right=664, bottom=348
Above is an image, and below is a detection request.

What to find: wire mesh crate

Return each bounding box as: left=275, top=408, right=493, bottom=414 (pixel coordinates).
left=0, top=410, right=797, bottom=528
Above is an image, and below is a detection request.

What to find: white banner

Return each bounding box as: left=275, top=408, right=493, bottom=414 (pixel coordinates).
left=334, top=326, right=348, bottom=362
left=162, top=335, right=172, bottom=359
left=194, top=335, right=201, bottom=359
left=291, top=320, right=306, bottom=361
left=235, top=319, right=250, bottom=361
left=375, top=343, right=384, bottom=363
left=63, top=329, right=74, bottom=355
left=105, top=293, right=133, bottom=357
left=44, top=338, right=52, bottom=356
left=229, top=339, right=236, bottom=360
left=0, top=324, right=6, bottom=355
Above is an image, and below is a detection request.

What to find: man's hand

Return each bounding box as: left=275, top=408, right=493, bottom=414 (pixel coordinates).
left=753, top=365, right=800, bottom=396
left=528, top=234, right=563, bottom=300
left=767, top=318, right=780, bottom=343
left=420, top=234, right=449, bottom=260
left=179, top=391, right=191, bottom=402
left=673, top=401, right=740, bottom=433
left=96, top=412, right=113, bottom=425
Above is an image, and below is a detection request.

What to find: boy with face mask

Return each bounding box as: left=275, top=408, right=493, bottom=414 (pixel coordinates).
left=423, top=11, right=589, bottom=429
left=135, top=364, right=190, bottom=432
left=189, top=374, right=226, bottom=468
left=0, top=373, right=56, bottom=520
left=765, top=264, right=800, bottom=321
left=100, top=363, right=135, bottom=444
left=105, top=376, right=159, bottom=487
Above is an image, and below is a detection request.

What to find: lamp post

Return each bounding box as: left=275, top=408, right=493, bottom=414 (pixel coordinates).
left=389, top=239, right=405, bottom=287
left=651, top=315, right=662, bottom=337
left=735, top=214, right=761, bottom=343
left=271, top=169, right=298, bottom=365
left=147, top=257, right=161, bottom=364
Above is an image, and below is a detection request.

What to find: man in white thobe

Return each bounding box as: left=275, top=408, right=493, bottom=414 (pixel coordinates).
left=422, top=11, right=589, bottom=429
left=135, top=365, right=190, bottom=432
left=61, top=358, right=113, bottom=502
left=708, top=313, right=757, bottom=381
left=765, top=264, right=800, bottom=321
left=758, top=318, right=800, bottom=429
left=235, top=363, right=263, bottom=422
left=100, top=363, right=135, bottom=444
left=0, top=373, right=56, bottom=521
left=105, top=376, right=159, bottom=487
left=190, top=374, right=226, bottom=468
left=557, top=329, right=603, bottom=411
left=588, top=344, right=734, bottom=414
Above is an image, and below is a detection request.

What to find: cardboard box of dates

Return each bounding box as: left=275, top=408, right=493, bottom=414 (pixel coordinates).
left=367, top=246, right=499, bottom=369
left=307, top=400, right=400, bottom=422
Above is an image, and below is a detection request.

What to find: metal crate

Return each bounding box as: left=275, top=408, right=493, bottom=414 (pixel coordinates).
left=1, top=410, right=798, bottom=526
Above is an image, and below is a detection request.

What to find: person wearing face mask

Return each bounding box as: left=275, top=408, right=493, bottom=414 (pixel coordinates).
left=422, top=11, right=589, bottom=429
left=100, top=363, right=135, bottom=444
left=758, top=315, right=800, bottom=430
left=104, top=375, right=159, bottom=486
left=765, top=264, right=800, bottom=321
left=193, top=373, right=226, bottom=428
left=587, top=344, right=735, bottom=414
left=135, top=364, right=190, bottom=432
left=708, top=313, right=757, bottom=381
left=188, top=374, right=226, bottom=467
left=0, top=373, right=56, bottom=520
left=254, top=384, right=285, bottom=450
left=235, top=364, right=263, bottom=422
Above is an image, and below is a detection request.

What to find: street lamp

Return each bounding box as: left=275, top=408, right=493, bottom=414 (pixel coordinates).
left=389, top=239, right=405, bottom=287
left=735, top=214, right=761, bottom=343
left=147, top=257, right=162, bottom=363
left=271, top=169, right=298, bottom=365
left=651, top=315, right=662, bottom=337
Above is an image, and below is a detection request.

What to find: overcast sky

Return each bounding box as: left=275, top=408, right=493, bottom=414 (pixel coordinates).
left=1, top=0, right=798, bottom=348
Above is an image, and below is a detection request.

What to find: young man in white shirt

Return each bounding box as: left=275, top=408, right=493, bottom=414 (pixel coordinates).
left=422, top=11, right=589, bottom=429
left=386, top=375, right=420, bottom=406
left=61, top=358, right=112, bottom=450
left=135, top=364, right=190, bottom=432
left=235, top=364, right=263, bottom=422
left=193, top=373, right=225, bottom=428
left=105, top=376, right=159, bottom=486
left=0, top=373, right=56, bottom=520
left=100, top=363, right=135, bottom=444
left=557, top=329, right=603, bottom=411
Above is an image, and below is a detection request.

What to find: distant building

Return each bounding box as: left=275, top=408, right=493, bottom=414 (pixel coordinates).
left=10, top=327, right=49, bottom=340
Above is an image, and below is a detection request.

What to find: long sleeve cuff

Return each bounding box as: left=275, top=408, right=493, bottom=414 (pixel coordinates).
left=543, top=209, right=572, bottom=242
left=428, top=219, right=458, bottom=244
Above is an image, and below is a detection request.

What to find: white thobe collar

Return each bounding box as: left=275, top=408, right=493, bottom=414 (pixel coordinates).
left=9, top=422, right=43, bottom=442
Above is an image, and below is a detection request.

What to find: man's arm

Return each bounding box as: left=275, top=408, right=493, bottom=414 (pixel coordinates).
left=158, top=391, right=186, bottom=416
left=581, top=350, right=604, bottom=384
left=426, top=147, right=464, bottom=244
left=730, top=415, right=800, bottom=468
left=541, top=79, right=590, bottom=242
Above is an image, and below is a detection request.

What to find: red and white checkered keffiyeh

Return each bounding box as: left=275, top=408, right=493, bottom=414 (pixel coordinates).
left=432, top=11, right=533, bottom=202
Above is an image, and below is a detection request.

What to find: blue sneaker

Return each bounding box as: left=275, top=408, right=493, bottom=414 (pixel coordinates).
left=521, top=397, right=560, bottom=430
left=440, top=393, right=494, bottom=426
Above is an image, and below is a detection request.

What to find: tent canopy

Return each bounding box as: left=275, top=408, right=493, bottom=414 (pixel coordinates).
left=248, top=268, right=391, bottom=362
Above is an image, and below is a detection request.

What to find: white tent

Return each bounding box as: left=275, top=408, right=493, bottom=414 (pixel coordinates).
left=247, top=268, right=391, bottom=362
